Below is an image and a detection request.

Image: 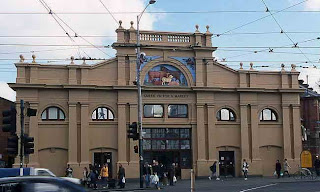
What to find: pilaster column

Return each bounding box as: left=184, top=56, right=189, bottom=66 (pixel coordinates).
left=68, top=102, right=78, bottom=164
left=118, top=103, right=127, bottom=163
left=118, top=57, right=126, bottom=86
left=292, top=105, right=302, bottom=159
left=250, top=104, right=259, bottom=160
left=207, top=104, right=216, bottom=160
left=30, top=67, right=38, bottom=84
left=129, top=56, right=137, bottom=86
left=196, top=104, right=206, bottom=160
left=240, top=104, right=249, bottom=160
left=195, top=58, right=204, bottom=87
left=28, top=102, right=40, bottom=167
left=80, top=103, right=90, bottom=167
left=282, top=104, right=292, bottom=159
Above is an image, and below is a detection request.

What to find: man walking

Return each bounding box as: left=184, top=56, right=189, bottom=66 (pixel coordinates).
left=143, top=162, right=152, bottom=188
left=118, top=164, right=125, bottom=189
left=314, top=156, right=320, bottom=176
left=65, top=164, right=73, bottom=177
left=283, top=159, right=291, bottom=177
left=100, top=164, right=109, bottom=188
left=275, top=160, right=282, bottom=179
left=242, top=159, right=249, bottom=180
left=209, top=161, right=217, bottom=180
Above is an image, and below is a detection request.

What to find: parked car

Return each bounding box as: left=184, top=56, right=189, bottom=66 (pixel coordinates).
left=0, top=168, right=80, bottom=184
left=0, top=176, right=88, bottom=192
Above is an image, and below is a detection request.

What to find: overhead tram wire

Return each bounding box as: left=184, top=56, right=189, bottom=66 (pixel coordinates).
left=37, top=0, right=112, bottom=58
left=99, top=0, right=119, bottom=26
left=2, top=9, right=320, bottom=15
left=214, top=0, right=309, bottom=37
left=260, top=0, right=312, bottom=64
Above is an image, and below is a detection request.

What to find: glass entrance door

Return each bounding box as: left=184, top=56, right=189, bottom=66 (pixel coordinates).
left=219, top=151, right=235, bottom=177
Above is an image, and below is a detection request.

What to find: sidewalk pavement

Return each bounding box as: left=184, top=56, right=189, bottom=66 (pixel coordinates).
left=93, top=176, right=320, bottom=192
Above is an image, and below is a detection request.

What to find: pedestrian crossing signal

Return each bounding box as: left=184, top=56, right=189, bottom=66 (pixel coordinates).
left=134, top=145, right=139, bottom=153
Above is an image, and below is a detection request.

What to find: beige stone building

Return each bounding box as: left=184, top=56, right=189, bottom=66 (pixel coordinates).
left=10, top=24, right=303, bottom=179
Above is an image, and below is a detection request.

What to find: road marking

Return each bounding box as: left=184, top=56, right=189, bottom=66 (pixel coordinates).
left=239, top=183, right=277, bottom=192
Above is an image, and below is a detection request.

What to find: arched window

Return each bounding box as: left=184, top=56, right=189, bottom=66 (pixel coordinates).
left=260, top=108, right=277, bottom=121
left=92, top=107, right=114, bottom=121
left=41, top=107, right=65, bottom=121
left=216, top=108, right=236, bottom=121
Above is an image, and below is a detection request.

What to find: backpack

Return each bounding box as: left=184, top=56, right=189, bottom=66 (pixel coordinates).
left=210, top=166, right=214, bottom=172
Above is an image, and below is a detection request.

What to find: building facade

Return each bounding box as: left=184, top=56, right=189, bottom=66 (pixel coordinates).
left=300, top=80, right=320, bottom=157
left=10, top=24, right=303, bottom=178
left=0, top=97, right=15, bottom=168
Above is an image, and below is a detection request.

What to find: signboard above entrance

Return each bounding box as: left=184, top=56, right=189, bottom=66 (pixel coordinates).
left=143, top=94, right=188, bottom=98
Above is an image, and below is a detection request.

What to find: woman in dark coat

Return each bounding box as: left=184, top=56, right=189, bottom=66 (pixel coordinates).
left=275, top=160, right=282, bottom=179
left=118, top=164, right=126, bottom=188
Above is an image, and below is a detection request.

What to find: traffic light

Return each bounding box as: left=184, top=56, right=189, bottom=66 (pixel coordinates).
left=127, top=122, right=139, bottom=140
left=27, top=108, right=37, bottom=117
left=134, top=145, right=139, bottom=153
left=2, top=106, right=17, bottom=134
left=6, top=134, right=18, bottom=156
left=23, top=134, right=34, bottom=155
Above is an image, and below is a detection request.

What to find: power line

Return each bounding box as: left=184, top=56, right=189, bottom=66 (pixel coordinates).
left=37, top=0, right=112, bottom=58
left=2, top=10, right=320, bottom=15
left=99, top=0, right=119, bottom=25
left=215, top=0, right=309, bottom=37
left=260, top=0, right=312, bottom=63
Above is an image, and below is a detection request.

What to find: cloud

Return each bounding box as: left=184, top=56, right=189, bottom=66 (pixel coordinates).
left=305, top=0, right=320, bottom=11
left=0, top=82, right=16, bottom=101
left=0, top=0, right=163, bottom=62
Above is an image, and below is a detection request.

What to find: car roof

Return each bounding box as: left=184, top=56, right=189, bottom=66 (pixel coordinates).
left=0, top=176, right=67, bottom=183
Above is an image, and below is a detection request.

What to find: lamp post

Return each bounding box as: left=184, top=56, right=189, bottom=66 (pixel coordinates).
left=136, top=0, right=156, bottom=188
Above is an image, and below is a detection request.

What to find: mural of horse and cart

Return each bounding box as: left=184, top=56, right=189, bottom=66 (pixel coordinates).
left=144, top=64, right=188, bottom=86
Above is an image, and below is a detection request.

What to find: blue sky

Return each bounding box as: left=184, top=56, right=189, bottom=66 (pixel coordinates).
left=1, top=0, right=320, bottom=100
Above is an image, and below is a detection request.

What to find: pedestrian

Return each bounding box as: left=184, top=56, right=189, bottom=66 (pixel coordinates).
left=283, top=159, right=291, bottom=177
left=314, top=155, right=320, bottom=176
left=209, top=161, right=217, bottom=180
left=100, top=163, right=109, bottom=188
left=89, top=168, right=98, bottom=190
left=143, top=162, right=152, bottom=188
left=168, top=163, right=175, bottom=186
left=242, top=159, right=249, bottom=180
left=158, top=163, right=165, bottom=187
left=118, top=164, right=125, bottom=188
left=65, top=164, right=73, bottom=177
left=275, top=160, right=282, bottom=179
left=82, top=167, right=89, bottom=187
left=151, top=172, right=160, bottom=190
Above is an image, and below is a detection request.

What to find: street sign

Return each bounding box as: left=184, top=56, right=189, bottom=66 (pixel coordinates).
left=301, top=150, right=312, bottom=168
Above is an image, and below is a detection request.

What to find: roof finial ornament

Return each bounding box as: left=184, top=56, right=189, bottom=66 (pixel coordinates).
left=195, top=24, right=199, bottom=32
left=281, top=63, right=285, bottom=71
left=130, top=21, right=134, bottom=30
left=206, top=25, right=210, bottom=33
left=291, top=64, right=296, bottom=71
left=82, top=57, right=86, bottom=65
left=32, top=54, right=36, bottom=63
left=250, top=62, right=253, bottom=70
left=70, top=56, right=74, bottom=64
left=240, top=62, right=243, bottom=70
left=19, top=54, right=25, bottom=63
left=118, top=20, right=123, bottom=29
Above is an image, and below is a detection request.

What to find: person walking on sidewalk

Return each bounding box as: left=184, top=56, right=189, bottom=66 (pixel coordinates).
left=275, top=160, right=282, bottom=179
left=283, top=159, right=291, bottom=177
left=209, top=161, right=217, bottom=180
left=65, top=164, right=73, bottom=178
left=314, top=156, right=320, bottom=176
left=143, top=162, right=152, bottom=188
left=242, top=159, right=249, bottom=180
left=100, top=164, right=109, bottom=188
left=118, top=164, right=125, bottom=189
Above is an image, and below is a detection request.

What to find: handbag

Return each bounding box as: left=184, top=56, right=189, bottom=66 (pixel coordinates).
left=173, top=176, right=177, bottom=183
left=122, top=177, right=126, bottom=183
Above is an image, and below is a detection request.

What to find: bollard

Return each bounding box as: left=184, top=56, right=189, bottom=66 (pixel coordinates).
left=191, top=169, right=195, bottom=192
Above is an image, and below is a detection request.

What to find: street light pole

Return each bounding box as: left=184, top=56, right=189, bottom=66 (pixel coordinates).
left=136, top=0, right=156, bottom=188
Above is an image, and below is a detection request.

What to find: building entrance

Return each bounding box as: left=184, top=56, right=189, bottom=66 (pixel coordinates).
left=93, top=152, right=112, bottom=178
left=219, top=151, right=235, bottom=177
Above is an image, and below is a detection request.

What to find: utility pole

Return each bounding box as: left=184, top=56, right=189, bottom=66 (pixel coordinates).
left=136, top=0, right=156, bottom=188
left=20, top=100, right=24, bottom=169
